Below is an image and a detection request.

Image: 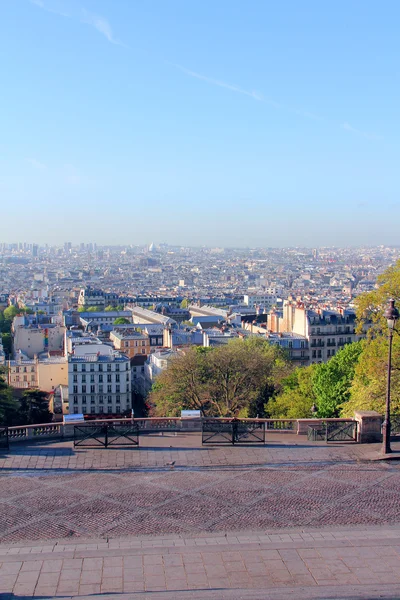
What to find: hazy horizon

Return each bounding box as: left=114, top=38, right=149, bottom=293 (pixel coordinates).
left=1, top=1, right=400, bottom=247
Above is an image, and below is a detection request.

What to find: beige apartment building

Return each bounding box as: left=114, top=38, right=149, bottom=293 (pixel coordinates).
left=7, top=357, right=68, bottom=392
left=268, top=300, right=366, bottom=364
left=110, top=329, right=150, bottom=358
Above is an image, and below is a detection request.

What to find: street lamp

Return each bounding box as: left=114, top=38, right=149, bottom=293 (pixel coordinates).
left=382, top=299, right=399, bottom=455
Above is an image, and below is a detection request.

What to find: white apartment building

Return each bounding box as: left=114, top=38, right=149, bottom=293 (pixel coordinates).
left=68, top=352, right=131, bottom=415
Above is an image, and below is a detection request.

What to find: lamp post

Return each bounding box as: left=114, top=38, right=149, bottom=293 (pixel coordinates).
left=382, top=299, right=399, bottom=455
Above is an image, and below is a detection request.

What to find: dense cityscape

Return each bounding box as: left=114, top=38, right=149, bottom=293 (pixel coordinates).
left=0, top=242, right=398, bottom=420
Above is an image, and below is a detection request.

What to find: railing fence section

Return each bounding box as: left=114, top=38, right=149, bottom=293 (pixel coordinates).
left=308, top=420, right=357, bottom=443
left=74, top=423, right=139, bottom=448
left=202, top=419, right=265, bottom=445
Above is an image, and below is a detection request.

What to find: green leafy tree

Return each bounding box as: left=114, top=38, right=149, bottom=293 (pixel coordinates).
left=114, top=317, right=130, bottom=325
left=105, top=305, right=115, bottom=311
left=356, top=259, right=400, bottom=335
left=0, top=369, right=20, bottom=426
left=1, top=333, right=12, bottom=358
left=77, top=306, right=86, bottom=312
left=3, top=306, right=19, bottom=321
left=115, top=304, right=124, bottom=311
left=267, top=364, right=318, bottom=418
left=342, top=335, right=400, bottom=416
left=19, top=389, right=53, bottom=425
left=312, top=341, right=363, bottom=417
left=85, top=306, right=103, bottom=312
left=180, top=298, right=190, bottom=309
left=149, top=338, right=291, bottom=417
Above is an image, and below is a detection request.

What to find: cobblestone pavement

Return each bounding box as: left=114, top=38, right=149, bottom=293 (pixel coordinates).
left=0, top=434, right=399, bottom=545
left=1, top=525, right=400, bottom=598
left=1, top=435, right=400, bottom=597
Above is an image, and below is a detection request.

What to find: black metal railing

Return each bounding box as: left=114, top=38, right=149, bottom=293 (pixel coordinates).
left=308, top=420, right=357, bottom=443
left=202, top=419, right=265, bottom=445
left=74, top=423, right=139, bottom=448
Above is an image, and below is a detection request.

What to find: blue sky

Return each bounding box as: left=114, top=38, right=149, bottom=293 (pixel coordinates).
left=1, top=0, right=399, bottom=246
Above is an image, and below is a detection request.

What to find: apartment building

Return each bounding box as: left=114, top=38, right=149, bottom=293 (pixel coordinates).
left=110, top=329, right=150, bottom=358
left=7, top=356, right=68, bottom=391
left=268, top=300, right=365, bottom=363
left=68, top=352, right=131, bottom=415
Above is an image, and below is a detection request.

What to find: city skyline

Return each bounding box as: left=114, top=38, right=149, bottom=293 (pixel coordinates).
left=1, top=1, right=400, bottom=246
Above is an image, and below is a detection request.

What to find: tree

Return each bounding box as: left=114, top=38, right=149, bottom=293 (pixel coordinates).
left=105, top=305, right=115, bottom=311
left=3, top=305, right=19, bottom=321
left=149, top=338, right=291, bottom=417
left=114, top=317, right=130, bottom=325
left=267, top=364, right=318, bottom=419
left=342, top=335, right=400, bottom=417
left=19, top=389, right=53, bottom=425
left=86, top=306, right=103, bottom=312
left=77, top=306, right=86, bottom=312
left=1, top=333, right=12, bottom=358
left=356, top=259, right=400, bottom=335
left=180, top=298, right=190, bottom=309
left=0, top=369, right=20, bottom=426
left=312, top=341, right=363, bottom=417
left=150, top=347, right=212, bottom=416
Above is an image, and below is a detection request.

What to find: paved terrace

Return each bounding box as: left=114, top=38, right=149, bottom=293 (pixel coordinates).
left=1, top=433, right=400, bottom=598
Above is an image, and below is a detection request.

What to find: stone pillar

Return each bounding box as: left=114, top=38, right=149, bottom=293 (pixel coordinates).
left=354, top=411, right=382, bottom=443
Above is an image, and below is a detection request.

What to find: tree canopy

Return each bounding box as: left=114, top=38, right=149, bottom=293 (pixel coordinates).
left=149, top=338, right=292, bottom=417
left=19, top=389, right=53, bottom=425
left=356, top=258, right=400, bottom=335
left=114, top=317, right=130, bottom=325
left=311, top=341, right=363, bottom=417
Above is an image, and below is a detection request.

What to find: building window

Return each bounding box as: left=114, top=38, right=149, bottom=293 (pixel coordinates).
left=16, top=367, right=19, bottom=374
left=73, top=364, right=77, bottom=372
left=73, top=385, right=78, bottom=394
left=108, top=406, right=112, bottom=413
left=82, top=395, right=86, bottom=403
left=116, top=385, right=120, bottom=393
left=73, top=375, right=77, bottom=383
left=91, top=407, right=96, bottom=414
left=99, top=385, right=103, bottom=393
left=107, top=385, right=112, bottom=393
left=116, top=395, right=120, bottom=403
left=99, top=374, right=103, bottom=382
left=312, top=350, right=316, bottom=358
left=116, top=374, right=120, bottom=382
left=90, top=374, right=95, bottom=383
left=90, top=385, right=95, bottom=393
left=91, top=397, right=95, bottom=404
left=82, top=385, right=86, bottom=393
left=126, top=363, right=129, bottom=370
left=116, top=364, right=120, bottom=371
left=116, top=406, right=121, bottom=413
left=81, top=365, right=86, bottom=372
left=107, top=364, right=111, bottom=372
left=107, top=374, right=112, bottom=383
left=82, top=374, right=86, bottom=383
left=90, top=364, right=94, bottom=372
left=108, top=396, right=112, bottom=403
left=99, top=364, right=103, bottom=372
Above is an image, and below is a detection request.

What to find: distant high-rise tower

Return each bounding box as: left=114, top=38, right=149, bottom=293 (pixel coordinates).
left=312, top=248, right=318, bottom=261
